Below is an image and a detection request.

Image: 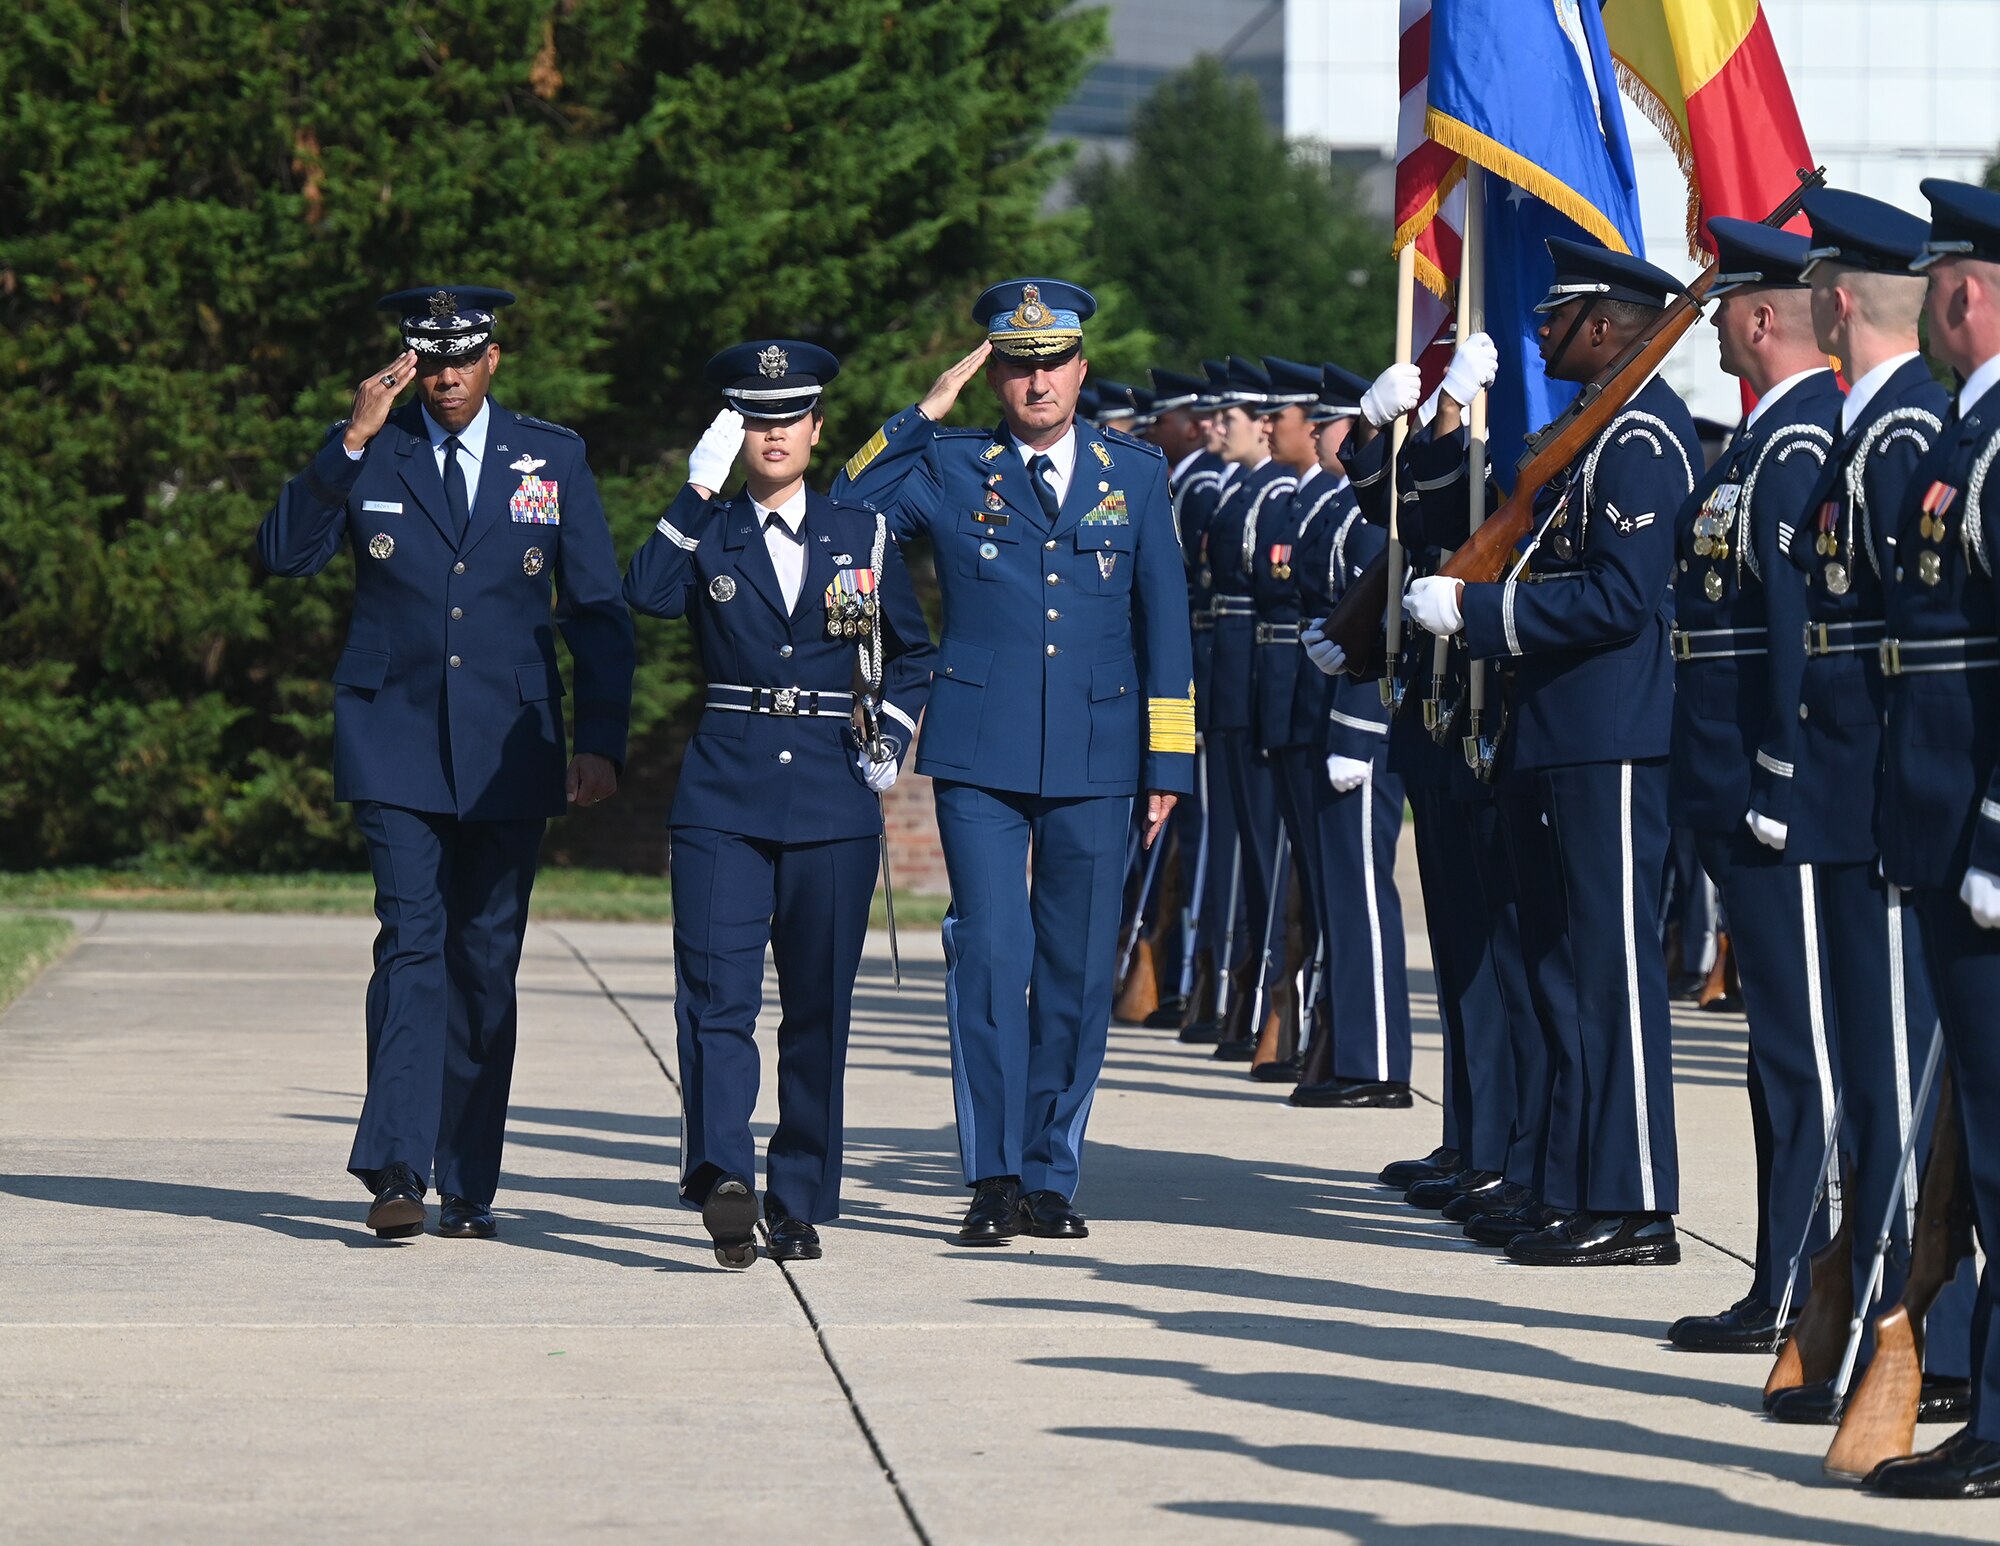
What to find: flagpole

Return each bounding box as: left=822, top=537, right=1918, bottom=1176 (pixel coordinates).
left=1462, top=166, right=1490, bottom=756
left=1380, top=240, right=1418, bottom=710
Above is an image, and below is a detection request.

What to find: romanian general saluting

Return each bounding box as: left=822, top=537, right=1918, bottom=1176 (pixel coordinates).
left=834, top=279, right=1195, bottom=1243
left=259, top=285, right=635, bottom=1240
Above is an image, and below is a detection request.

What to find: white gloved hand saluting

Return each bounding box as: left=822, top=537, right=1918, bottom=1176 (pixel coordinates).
left=1962, top=867, right=2000, bottom=929
left=1405, top=575, right=1465, bottom=636
left=858, top=752, right=899, bottom=794
left=1301, top=619, right=1347, bottom=677
left=1441, top=331, right=1500, bottom=409
left=1361, top=362, right=1423, bottom=428
left=1745, top=810, right=1788, bottom=851
left=1326, top=754, right=1371, bottom=792
left=687, top=408, right=746, bottom=495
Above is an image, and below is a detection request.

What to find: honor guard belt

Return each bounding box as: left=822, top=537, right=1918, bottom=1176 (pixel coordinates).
left=1876, top=636, right=2000, bottom=677
left=1672, top=625, right=1767, bottom=662
left=1523, top=567, right=1588, bottom=584
left=706, top=685, right=855, bottom=718
left=1803, top=619, right=1885, bottom=658
left=1255, top=622, right=1302, bottom=645
left=1191, top=611, right=1215, bottom=632
left=1210, top=596, right=1257, bottom=617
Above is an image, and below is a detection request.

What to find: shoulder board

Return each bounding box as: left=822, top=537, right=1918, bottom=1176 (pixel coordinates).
left=512, top=412, right=581, bottom=441
left=1103, top=425, right=1166, bottom=459
left=827, top=495, right=880, bottom=517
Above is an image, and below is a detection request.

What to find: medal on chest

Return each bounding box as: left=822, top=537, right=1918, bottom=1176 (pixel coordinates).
left=509, top=467, right=561, bottom=525
left=1692, top=481, right=1739, bottom=602
left=825, top=566, right=878, bottom=638
left=1915, top=481, right=1960, bottom=586
left=1267, top=543, right=1292, bottom=581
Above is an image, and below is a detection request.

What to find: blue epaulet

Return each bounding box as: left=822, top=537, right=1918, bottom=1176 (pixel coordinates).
left=512, top=411, right=582, bottom=441
left=1104, top=424, right=1166, bottom=460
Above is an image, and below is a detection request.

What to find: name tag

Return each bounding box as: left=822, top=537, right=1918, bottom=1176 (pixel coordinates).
left=362, top=500, right=403, bottom=514
left=972, top=509, right=1009, bottom=527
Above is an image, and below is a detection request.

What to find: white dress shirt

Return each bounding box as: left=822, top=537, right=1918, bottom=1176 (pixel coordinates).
left=1745, top=367, right=1830, bottom=430
left=754, top=486, right=810, bottom=612
left=1012, top=425, right=1079, bottom=509
left=1961, top=351, right=2000, bottom=418
left=421, top=400, right=490, bottom=508
left=1841, top=351, right=1922, bottom=434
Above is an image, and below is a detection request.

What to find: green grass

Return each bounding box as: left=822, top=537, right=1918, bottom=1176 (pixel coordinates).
left=0, top=915, right=76, bottom=1013
left=0, top=866, right=948, bottom=928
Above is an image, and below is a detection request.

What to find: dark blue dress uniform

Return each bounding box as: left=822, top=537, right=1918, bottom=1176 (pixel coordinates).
left=1454, top=243, right=1697, bottom=1233
left=258, top=286, right=635, bottom=1210
left=1873, top=180, right=2000, bottom=1466
left=832, top=280, right=1194, bottom=1203
left=624, top=343, right=933, bottom=1228
left=1668, top=219, right=1847, bottom=1314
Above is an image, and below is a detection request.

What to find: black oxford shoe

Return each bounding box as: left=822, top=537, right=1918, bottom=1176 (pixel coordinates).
left=1379, top=1148, right=1460, bottom=1190
left=1405, top=1169, right=1499, bottom=1211
left=701, top=1173, right=760, bottom=1270
left=1462, top=1199, right=1559, bottom=1247
left=1505, top=1211, right=1680, bottom=1267
left=1020, top=1190, right=1089, bottom=1239
left=1766, top=1374, right=1969, bottom=1426
left=1142, top=996, right=1189, bottom=1030
left=1442, top=1177, right=1528, bottom=1223
left=365, top=1162, right=425, bottom=1239
left=764, top=1210, right=823, bottom=1263
left=1867, top=1428, right=2000, bottom=1498
left=1667, top=1295, right=1791, bottom=1353
left=1211, top=1036, right=1256, bottom=1062
left=1290, top=1078, right=1413, bottom=1109
left=1249, top=1057, right=1301, bottom=1083
left=956, top=1177, right=1025, bottom=1246
left=437, top=1195, right=496, bottom=1239
left=1178, top=1019, right=1224, bottom=1045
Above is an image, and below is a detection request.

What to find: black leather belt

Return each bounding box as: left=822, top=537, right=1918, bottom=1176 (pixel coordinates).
left=1672, top=626, right=1766, bottom=662
left=705, top=685, right=854, bottom=718
left=1877, top=636, right=2000, bottom=677
left=1804, top=619, right=1885, bottom=657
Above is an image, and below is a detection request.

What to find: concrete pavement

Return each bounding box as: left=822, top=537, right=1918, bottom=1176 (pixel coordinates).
left=0, top=888, right=1992, bottom=1544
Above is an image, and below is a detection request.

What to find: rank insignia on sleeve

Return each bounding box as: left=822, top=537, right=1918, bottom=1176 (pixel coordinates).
left=510, top=474, right=561, bottom=524
left=1081, top=491, right=1129, bottom=524
left=523, top=546, right=545, bottom=577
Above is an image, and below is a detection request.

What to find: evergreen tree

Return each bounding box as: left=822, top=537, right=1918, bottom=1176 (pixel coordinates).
left=0, top=0, right=1106, bottom=868
left=1074, top=56, right=1396, bottom=372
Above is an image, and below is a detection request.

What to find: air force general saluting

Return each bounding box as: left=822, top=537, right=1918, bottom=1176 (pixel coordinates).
left=834, top=280, right=1195, bottom=1244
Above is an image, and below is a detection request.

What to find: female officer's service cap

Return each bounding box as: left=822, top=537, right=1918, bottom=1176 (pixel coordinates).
left=1533, top=239, right=1683, bottom=313
left=376, top=285, right=515, bottom=362
left=974, top=279, right=1097, bottom=359
left=706, top=340, right=841, bottom=422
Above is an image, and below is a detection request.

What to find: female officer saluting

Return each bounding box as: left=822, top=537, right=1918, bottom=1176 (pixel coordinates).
left=624, top=342, right=933, bottom=1268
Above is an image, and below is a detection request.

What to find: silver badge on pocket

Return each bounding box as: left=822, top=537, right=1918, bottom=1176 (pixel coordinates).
left=368, top=533, right=394, bottom=559
left=1098, top=552, right=1117, bottom=580
left=523, top=546, right=544, bottom=577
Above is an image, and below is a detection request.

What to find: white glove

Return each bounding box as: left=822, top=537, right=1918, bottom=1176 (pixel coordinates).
left=1405, top=575, right=1464, bottom=636
left=858, top=752, right=898, bottom=793
left=687, top=408, right=745, bottom=492
left=1962, top=867, right=2000, bottom=929
left=1300, top=619, right=1347, bottom=677
left=1417, top=386, right=1442, bottom=429
left=1441, top=331, right=1500, bottom=408
left=1361, top=362, right=1423, bottom=428
left=1326, top=754, right=1371, bottom=792
left=1745, top=810, right=1788, bottom=851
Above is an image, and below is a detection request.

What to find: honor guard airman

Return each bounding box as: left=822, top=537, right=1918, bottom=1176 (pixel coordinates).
left=1657, top=218, right=1844, bottom=1352
left=1754, top=191, right=1974, bottom=1420
left=1863, top=179, right=2000, bottom=1498
left=1407, top=240, right=1696, bottom=1267
left=259, top=284, right=635, bottom=1241
left=623, top=342, right=934, bottom=1268
left=833, top=279, right=1194, bottom=1245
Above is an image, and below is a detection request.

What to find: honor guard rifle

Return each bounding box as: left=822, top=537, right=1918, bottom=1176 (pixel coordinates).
left=853, top=513, right=902, bottom=985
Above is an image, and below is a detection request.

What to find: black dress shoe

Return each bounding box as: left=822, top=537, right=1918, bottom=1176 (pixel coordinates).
left=764, top=1209, right=823, bottom=1263
left=1867, top=1428, right=2000, bottom=1498
left=1179, top=1019, right=1224, bottom=1045
left=1249, top=1057, right=1300, bottom=1083
left=365, top=1162, right=425, bottom=1239
left=1290, top=1078, right=1413, bottom=1108
left=1765, top=1377, right=1837, bottom=1421
left=1212, top=1036, right=1256, bottom=1062
left=1142, top=996, right=1189, bottom=1029
left=437, top=1195, right=496, bottom=1239
left=1442, top=1178, right=1530, bottom=1223
left=1778, top=1375, right=1977, bottom=1425
left=1379, top=1148, right=1460, bottom=1190
left=956, top=1176, right=1025, bottom=1246
left=701, top=1173, right=760, bottom=1270
left=1668, top=969, right=1710, bottom=1002
left=1405, top=1168, right=1499, bottom=1212
left=1505, top=1211, right=1680, bottom=1266
left=1020, top=1190, right=1089, bottom=1239
left=1462, top=1199, right=1559, bottom=1247
left=1667, top=1296, right=1791, bottom=1353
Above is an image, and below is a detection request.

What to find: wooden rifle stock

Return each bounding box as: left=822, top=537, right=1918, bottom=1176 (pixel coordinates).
left=1321, top=167, right=1825, bottom=672
left=1765, top=1184, right=1854, bottom=1399
left=1825, top=1076, right=1977, bottom=1478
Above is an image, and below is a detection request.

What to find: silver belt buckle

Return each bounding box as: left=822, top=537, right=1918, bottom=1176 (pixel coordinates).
left=1878, top=638, right=1901, bottom=677
left=771, top=686, right=801, bottom=716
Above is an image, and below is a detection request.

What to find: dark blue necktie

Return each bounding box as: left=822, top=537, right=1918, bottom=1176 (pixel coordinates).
left=442, top=434, right=470, bottom=540
left=1030, top=453, right=1061, bottom=520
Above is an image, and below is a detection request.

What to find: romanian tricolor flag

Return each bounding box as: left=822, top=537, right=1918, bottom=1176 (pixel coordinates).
left=1602, top=0, right=1815, bottom=255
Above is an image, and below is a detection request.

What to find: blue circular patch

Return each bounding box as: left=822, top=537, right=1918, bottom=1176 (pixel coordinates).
left=978, top=540, right=999, bottom=560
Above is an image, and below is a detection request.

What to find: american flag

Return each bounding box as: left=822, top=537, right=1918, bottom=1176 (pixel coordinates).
left=1395, top=0, right=1464, bottom=389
